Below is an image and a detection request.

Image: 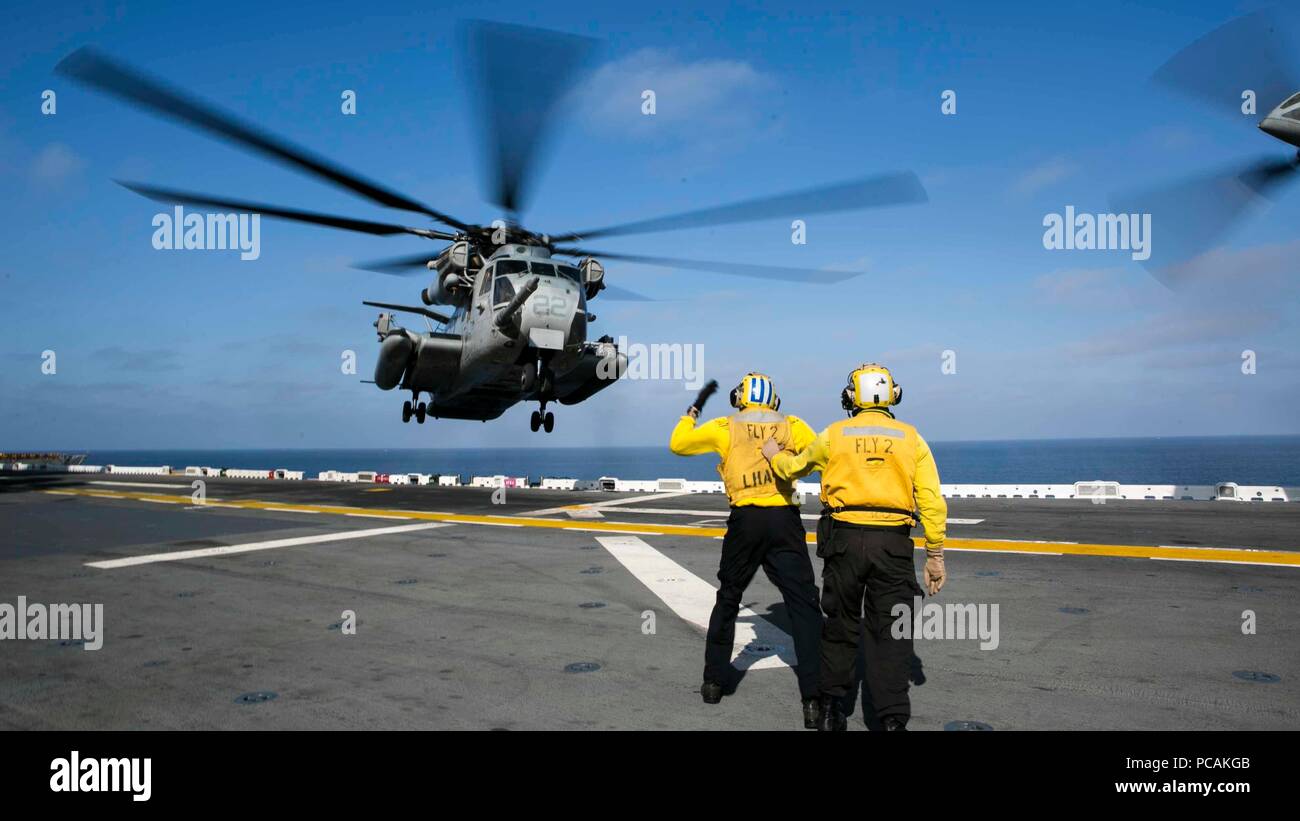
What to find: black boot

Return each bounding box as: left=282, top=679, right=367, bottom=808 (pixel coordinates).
left=816, top=697, right=847, bottom=732
left=700, top=680, right=723, bottom=704
left=881, top=715, right=909, bottom=731
left=802, top=697, right=822, bottom=729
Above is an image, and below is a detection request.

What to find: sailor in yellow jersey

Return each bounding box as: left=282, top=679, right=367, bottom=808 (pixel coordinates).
left=669, top=372, right=826, bottom=728
left=761, top=363, right=947, bottom=731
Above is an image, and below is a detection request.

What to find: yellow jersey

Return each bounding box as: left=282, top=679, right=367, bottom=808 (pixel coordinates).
left=670, top=411, right=817, bottom=507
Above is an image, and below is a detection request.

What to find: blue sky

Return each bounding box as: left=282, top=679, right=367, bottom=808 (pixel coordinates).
left=2, top=0, right=1298, bottom=449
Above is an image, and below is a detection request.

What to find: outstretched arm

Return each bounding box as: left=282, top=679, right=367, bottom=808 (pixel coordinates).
left=764, top=429, right=830, bottom=480
left=670, top=415, right=727, bottom=457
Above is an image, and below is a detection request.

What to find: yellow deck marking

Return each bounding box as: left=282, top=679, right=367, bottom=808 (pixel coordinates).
left=44, top=487, right=1300, bottom=568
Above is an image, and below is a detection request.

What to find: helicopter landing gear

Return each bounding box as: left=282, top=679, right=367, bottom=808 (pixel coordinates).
left=529, top=410, right=555, bottom=433
left=403, top=394, right=428, bottom=424
left=530, top=402, right=555, bottom=433
left=538, top=363, right=555, bottom=397
left=525, top=355, right=556, bottom=432
left=521, top=359, right=555, bottom=396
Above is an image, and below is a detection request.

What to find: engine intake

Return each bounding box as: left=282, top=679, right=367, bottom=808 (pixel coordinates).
left=580, top=257, right=605, bottom=300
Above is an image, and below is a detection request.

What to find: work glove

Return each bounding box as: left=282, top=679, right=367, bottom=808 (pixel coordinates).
left=761, top=437, right=782, bottom=461
left=924, top=547, right=946, bottom=595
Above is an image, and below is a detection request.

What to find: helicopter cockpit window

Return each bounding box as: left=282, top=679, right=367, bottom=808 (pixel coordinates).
left=557, top=265, right=582, bottom=283
left=1283, top=92, right=1300, bottom=109
left=477, top=265, right=493, bottom=296
left=493, top=275, right=516, bottom=305
left=530, top=262, right=557, bottom=278
left=496, top=259, right=529, bottom=276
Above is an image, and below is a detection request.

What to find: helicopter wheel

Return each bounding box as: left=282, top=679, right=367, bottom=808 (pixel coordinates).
left=402, top=401, right=413, bottom=423
left=530, top=410, right=541, bottom=432
left=520, top=362, right=538, bottom=394
left=543, top=411, right=554, bottom=433
left=416, top=403, right=427, bottom=424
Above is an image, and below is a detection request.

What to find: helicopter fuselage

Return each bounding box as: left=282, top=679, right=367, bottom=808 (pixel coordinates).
left=372, top=244, right=625, bottom=427
left=1259, top=92, right=1300, bottom=149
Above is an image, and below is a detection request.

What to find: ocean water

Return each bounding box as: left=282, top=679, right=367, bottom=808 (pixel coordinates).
left=81, top=436, right=1300, bottom=486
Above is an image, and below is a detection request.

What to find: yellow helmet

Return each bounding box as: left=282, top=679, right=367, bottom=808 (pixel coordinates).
left=841, top=363, right=901, bottom=412
left=729, top=372, right=780, bottom=411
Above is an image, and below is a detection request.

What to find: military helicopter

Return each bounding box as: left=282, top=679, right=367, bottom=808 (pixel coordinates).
left=1113, top=9, right=1300, bottom=284
left=55, top=22, right=927, bottom=432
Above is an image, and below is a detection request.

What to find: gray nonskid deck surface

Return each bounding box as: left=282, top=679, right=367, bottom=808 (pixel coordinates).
left=0, top=477, right=1296, bottom=730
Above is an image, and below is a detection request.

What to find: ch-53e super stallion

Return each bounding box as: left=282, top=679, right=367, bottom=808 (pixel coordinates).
left=56, top=22, right=927, bottom=431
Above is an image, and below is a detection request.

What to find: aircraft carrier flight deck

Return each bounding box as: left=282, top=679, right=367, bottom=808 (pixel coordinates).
left=2, top=471, right=1297, bottom=731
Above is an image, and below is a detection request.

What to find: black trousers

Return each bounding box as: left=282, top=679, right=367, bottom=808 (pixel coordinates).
left=704, top=505, right=823, bottom=698
left=818, top=521, right=923, bottom=722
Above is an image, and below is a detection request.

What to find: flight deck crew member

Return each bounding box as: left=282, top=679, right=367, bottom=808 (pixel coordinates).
left=762, top=363, right=947, bottom=731
left=669, top=372, right=826, bottom=728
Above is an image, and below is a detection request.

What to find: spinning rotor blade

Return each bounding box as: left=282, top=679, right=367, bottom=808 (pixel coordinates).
left=554, top=247, right=869, bottom=283
left=118, top=182, right=457, bottom=239
left=56, top=47, right=475, bottom=231
left=362, top=300, right=452, bottom=325
left=352, top=252, right=440, bottom=275
left=596, top=283, right=655, bottom=302
left=463, top=21, right=597, bottom=216
left=1110, top=154, right=1300, bottom=286
left=549, top=171, right=928, bottom=243
left=1153, top=10, right=1299, bottom=121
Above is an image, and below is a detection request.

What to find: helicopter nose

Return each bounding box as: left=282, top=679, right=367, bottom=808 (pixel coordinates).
left=1259, top=111, right=1300, bottom=148
left=521, top=279, right=578, bottom=351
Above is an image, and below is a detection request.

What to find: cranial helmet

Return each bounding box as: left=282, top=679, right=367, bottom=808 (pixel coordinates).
left=730, top=372, right=780, bottom=411
left=841, top=363, right=902, bottom=412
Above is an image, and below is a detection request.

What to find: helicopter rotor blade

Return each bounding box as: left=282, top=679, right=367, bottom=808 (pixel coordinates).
left=548, top=171, right=927, bottom=243
left=1110, top=154, right=1300, bottom=286
left=553, top=247, right=869, bottom=283
left=118, top=181, right=458, bottom=239
left=361, top=300, right=452, bottom=324
left=351, top=253, right=442, bottom=276
left=56, top=47, right=476, bottom=231
left=595, top=283, right=656, bottom=302
left=1152, top=10, right=1299, bottom=122
left=462, top=21, right=597, bottom=216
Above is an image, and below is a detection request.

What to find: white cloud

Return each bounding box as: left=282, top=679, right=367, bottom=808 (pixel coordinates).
left=1010, top=156, right=1075, bottom=197
left=1064, top=308, right=1274, bottom=360
left=1161, top=238, right=1300, bottom=293
left=1032, top=267, right=1116, bottom=303
left=29, top=143, right=85, bottom=186
left=576, top=49, right=773, bottom=140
